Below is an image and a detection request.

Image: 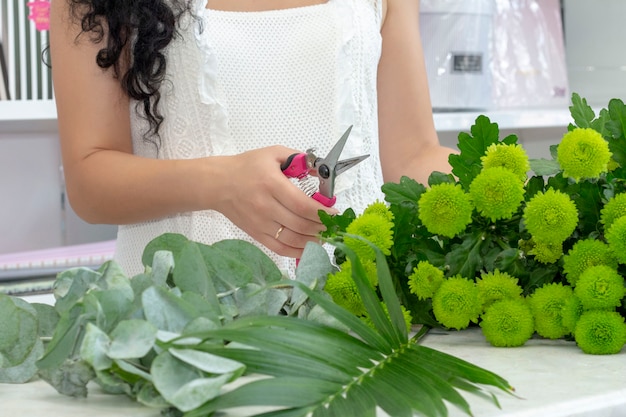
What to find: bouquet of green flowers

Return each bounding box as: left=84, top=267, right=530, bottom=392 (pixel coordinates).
left=321, top=93, right=626, bottom=355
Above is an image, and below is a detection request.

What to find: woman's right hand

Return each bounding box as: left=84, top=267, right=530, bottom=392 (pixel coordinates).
left=208, top=146, right=338, bottom=259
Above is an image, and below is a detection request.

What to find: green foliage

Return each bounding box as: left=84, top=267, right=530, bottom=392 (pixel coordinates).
left=326, top=93, right=626, bottom=354
left=1, top=234, right=515, bottom=417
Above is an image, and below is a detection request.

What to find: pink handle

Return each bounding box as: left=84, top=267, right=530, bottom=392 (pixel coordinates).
left=281, top=153, right=308, bottom=179
left=312, top=192, right=336, bottom=207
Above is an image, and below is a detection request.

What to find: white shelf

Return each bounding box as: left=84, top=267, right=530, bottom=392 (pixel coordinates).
left=0, top=100, right=580, bottom=136
left=0, top=100, right=58, bottom=134
left=432, top=106, right=575, bottom=133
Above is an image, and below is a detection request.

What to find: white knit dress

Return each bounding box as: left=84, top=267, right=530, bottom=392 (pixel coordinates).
left=114, top=0, right=386, bottom=276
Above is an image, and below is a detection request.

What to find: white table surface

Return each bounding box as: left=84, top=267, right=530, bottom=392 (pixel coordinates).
left=4, top=295, right=625, bottom=417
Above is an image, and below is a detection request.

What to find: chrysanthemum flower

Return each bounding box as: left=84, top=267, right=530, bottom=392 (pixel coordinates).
left=600, top=192, right=626, bottom=232
left=523, top=188, right=578, bottom=243
left=529, top=239, right=564, bottom=264
left=562, top=239, right=617, bottom=286
left=408, top=261, right=445, bottom=300
left=561, top=295, right=584, bottom=335
left=432, top=276, right=481, bottom=330
left=605, top=215, right=626, bottom=264
left=363, top=200, right=394, bottom=223
left=480, top=298, right=535, bottom=347
left=528, top=283, right=574, bottom=339
left=344, top=212, right=394, bottom=262
left=324, top=262, right=366, bottom=316
left=469, top=167, right=525, bottom=222
left=418, top=183, right=473, bottom=238
left=574, top=265, right=626, bottom=311
left=574, top=310, right=626, bottom=355
left=481, top=143, right=531, bottom=182
left=476, top=270, right=523, bottom=310
left=556, top=127, right=612, bottom=182
left=363, top=302, right=413, bottom=334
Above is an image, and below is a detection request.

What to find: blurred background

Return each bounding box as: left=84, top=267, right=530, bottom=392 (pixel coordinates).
left=0, top=0, right=625, bottom=287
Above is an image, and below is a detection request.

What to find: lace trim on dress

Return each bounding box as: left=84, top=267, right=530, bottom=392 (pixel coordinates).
left=192, top=0, right=234, bottom=155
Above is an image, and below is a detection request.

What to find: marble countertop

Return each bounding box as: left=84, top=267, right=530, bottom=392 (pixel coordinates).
left=2, top=325, right=625, bottom=417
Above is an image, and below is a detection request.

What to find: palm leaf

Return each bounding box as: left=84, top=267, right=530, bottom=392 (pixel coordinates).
left=179, top=241, right=514, bottom=417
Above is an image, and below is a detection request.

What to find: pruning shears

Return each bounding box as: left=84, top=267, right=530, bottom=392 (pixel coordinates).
left=280, top=126, right=369, bottom=207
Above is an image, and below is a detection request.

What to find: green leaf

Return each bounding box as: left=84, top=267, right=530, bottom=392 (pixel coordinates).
left=142, top=286, right=198, bottom=333
left=169, top=348, right=245, bottom=377
left=108, top=319, right=158, bottom=359
left=382, top=176, right=426, bottom=205
left=151, top=351, right=232, bottom=412
left=37, top=305, right=88, bottom=370
left=142, top=233, right=190, bottom=269
left=569, top=92, right=596, bottom=128
left=450, top=115, right=500, bottom=189
left=445, top=231, right=485, bottom=278
left=529, top=158, right=560, bottom=176
left=80, top=323, right=112, bottom=371
left=0, top=295, right=39, bottom=367
left=38, top=359, right=95, bottom=397
left=606, top=98, right=626, bottom=166
left=290, top=242, right=336, bottom=313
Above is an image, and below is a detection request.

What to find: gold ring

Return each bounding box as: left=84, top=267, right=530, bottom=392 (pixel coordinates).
left=274, top=225, right=285, bottom=240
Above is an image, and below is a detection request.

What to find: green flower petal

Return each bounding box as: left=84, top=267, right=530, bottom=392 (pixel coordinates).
left=605, top=215, right=626, bottom=264
left=363, top=200, right=394, bottom=223
left=408, top=261, right=445, bottom=300
left=325, top=262, right=366, bottom=316
left=476, top=270, right=523, bottom=310
left=574, top=265, right=626, bottom=310
left=529, top=239, right=564, bottom=264
left=562, top=239, right=617, bottom=286
left=556, top=127, right=612, bottom=182
left=528, top=283, right=574, bottom=339
left=418, top=183, right=473, bottom=238
left=345, top=212, right=394, bottom=262
left=600, top=192, right=626, bottom=232
left=432, top=276, right=481, bottom=330
left=469, top=167, right=525, bottom=222
left=574, top=310, right=626, bottom=355
left=481, top=143, right=530, bottom=182
left=523, top=188, right=578, bottom=243
left=480, top=298, right=535, bottom=347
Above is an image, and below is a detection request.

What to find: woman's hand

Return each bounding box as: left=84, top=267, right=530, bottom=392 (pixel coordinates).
left=210, top=146, right=338, bottom=259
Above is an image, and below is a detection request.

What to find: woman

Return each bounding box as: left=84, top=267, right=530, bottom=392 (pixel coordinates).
left=49, top=0, right=455, bottom=276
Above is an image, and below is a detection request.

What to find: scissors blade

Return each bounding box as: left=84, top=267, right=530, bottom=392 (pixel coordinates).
left=323, top=125, right=353, bottom=167
left=334, top=154, right=369, bottom=177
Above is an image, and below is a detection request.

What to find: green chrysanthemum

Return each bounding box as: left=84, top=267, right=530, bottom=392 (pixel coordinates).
left=344, top=212, right=394, bottom=262
left=605, top=215, right=626, bottom=264
left=561, top=295, right=584, bottom=335
left=363, top=302, right=413, bottom=334
left=562, top=239, right=617, bottom=286
left=574, top=265, right=626, bottom=310
left=481, top=143, right=531, bottom=182
left=418, top=183, right=473, bottom=238
left=556, top=127, right=612, bottom=182
left=324, top=262, right=366, bottom=316
left=408, top=261, right=445, bottom=300
left=476, top=270, right=523, bottom=310
left=363, top=200, right=394, bottom=223
left=480, top=298, right=535, bottom=347
left=600, top=192, right=626, bottom=232
left=529, top=239, right=564, bottom=264
left=469, top=167, right=525, bottom=222
left=528, top=283, right=574, bottom=339
left=432, top=276, right=481, bottom=330
left=523, top=188, right=578, bottom=243
left=574, top=310, right=626, bottom=355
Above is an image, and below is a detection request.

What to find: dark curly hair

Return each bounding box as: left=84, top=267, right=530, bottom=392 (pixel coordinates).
left=68, top=0, right=192, bottom=142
